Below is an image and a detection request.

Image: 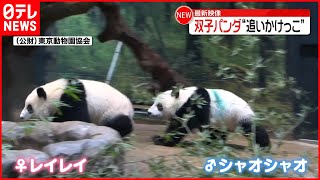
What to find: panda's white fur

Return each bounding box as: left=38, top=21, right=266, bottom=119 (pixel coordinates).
left=148, top=86, right=254, bottom=131
left=148, top=86, right=270, bottom=147
left=20, top=78, right=134, bottom=137
left=77, top=79, right=134, bottom=125
left=207, top=88, right=255, bottom=132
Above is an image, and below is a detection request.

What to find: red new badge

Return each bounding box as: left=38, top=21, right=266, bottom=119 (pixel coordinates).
left=175, top=6, right=193, bottom=25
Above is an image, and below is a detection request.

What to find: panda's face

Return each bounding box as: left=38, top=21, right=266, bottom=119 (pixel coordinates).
left=148, top=94, right=174, bottom=118
left=20, top=87, right=49, bottom=120
left=148, top=87, right=199, bottom=120
left=147, top=91, right=179, bottom=119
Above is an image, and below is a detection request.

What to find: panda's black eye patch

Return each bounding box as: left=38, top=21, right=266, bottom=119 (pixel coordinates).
left=27, top=104, right=33, bottom=113
left=157, top=103, right=163, bottom=111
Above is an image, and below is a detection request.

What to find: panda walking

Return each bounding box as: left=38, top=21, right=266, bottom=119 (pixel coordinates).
left=19, top=78, right=134, bottom=137
left=147, top=86, right=271, bottom=148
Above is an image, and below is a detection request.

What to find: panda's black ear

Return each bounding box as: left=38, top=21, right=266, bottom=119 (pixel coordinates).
left=171, top=89, right=180, bottom=98
left=37, top=87, right=47, bottom=100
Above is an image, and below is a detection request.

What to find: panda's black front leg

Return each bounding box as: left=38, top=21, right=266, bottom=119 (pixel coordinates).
left=152, top=118, right=200, bottom=147
left=207, top=128, right=227, bottom=144
left=152, top=127, right=189, bottom=147
left=165, top=119, right=182, bottom=133
left=152, top=119, right=183, bottom=146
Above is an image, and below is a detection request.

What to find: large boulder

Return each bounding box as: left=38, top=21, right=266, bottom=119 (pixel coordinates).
left=2, top=121, right=123, bottom=178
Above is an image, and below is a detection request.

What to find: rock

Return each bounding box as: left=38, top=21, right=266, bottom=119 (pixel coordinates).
left=2, top=121, right=124, bottom=178
left=20, top=121, right=55, bottom=150
left=2, top=121, right=26, bottom=147
left=82, top=139, right=109, bottom=157
left=43, top=139, right=87, bottom=160
left=87, top=125, right=119, bottom=137
left=2, top=121, right=55, bottom=150
left=93, top=134, right=119, bottom=144
left=89, top=126, right=121, bottom=144
left=52, top=121, right=93, bottom=141
left=2, top=149, right=50, bottom=178
left=43, top=123, right=121, bottom=159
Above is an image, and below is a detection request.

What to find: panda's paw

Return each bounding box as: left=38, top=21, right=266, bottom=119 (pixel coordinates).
left=152, top=135, right=176, bottom=147
left=152, top=135, right=164, bottom=145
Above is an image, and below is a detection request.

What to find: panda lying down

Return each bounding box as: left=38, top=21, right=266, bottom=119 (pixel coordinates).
left=147, top=86, right=270, bottom=148
left=19, top=78, right=134, bottom=137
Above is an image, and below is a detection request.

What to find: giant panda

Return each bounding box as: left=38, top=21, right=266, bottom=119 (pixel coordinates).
left=147, top=86, right=270, bottom=148
left=19, top=78, right=134, bottom=137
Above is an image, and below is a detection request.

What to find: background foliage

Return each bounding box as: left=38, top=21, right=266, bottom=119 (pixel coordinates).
left=3, top=2, right=318, bottom=178
left=46, top=2, right=305, bottom=134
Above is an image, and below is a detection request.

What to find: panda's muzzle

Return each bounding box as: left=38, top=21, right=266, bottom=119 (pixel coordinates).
left=19, top=109, right=31, bottom=120
left=19, top=114, right=26, bottom=120
left=147, top=111, right=162, bottom=118
left=20, top=115, right=27, bottom=120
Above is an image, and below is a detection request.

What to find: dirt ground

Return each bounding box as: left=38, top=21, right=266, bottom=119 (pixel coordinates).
left=123, top=123, right=318, bottom=177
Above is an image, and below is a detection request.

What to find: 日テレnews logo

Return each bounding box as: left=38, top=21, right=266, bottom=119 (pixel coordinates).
left=0, top=0, right=40, bottom=35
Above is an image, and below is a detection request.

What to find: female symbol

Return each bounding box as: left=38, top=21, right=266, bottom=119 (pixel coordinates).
left=15, top=158, right=28, bottom=173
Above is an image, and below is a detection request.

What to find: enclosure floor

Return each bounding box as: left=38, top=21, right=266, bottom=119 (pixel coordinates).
left=124, top=123, right=318, bottom=177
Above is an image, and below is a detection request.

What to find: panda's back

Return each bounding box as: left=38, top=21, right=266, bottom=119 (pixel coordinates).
left=206, top=88, right=254, bottom=130
left=79, top=79, right=134, bottom=124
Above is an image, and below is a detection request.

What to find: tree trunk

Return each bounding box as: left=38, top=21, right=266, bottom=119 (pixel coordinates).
left=224, top=2, right=235, bottom=47
left=134, top=4, right=146, bottom=32
left=165, top=3, right=171, bottom=23
left=257, top=2, right=275, bottom=88
left=185, top=2, right=203, bottom=65
left=3, top=2, right=189, bottom=121
left=97, top=3, right=189, bottom=94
